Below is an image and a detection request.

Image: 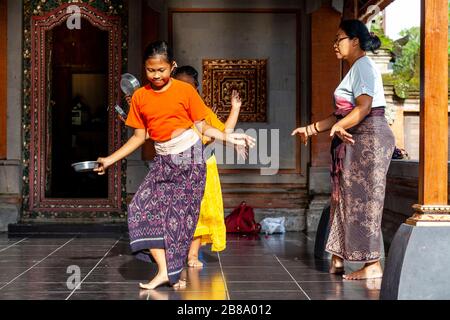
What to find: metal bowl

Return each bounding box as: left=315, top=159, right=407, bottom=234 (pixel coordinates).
left=71, top=161, right=99, bottom=173
left=120, top=73, right=141, bottom=96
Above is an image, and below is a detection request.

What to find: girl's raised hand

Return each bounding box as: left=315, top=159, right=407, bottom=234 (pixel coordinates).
left=226, top=133, right=256, bottom=148
left=291, top=127, right=309, bottom=146
left=231, top=90, right=242, bottom=110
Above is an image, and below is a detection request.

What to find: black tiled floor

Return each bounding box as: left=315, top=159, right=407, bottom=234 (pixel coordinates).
left=0, top=232, right=381, bottom=300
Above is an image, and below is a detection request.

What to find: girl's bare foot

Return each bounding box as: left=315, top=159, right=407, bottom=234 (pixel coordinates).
left=187, top=258, right=204, bottom=268
left=343, top=261, right=383, bottom=280
left=139, top=273, right=170, bottom=290
left=329, top=255, right=344, bottom=274
left=173, top=279, right=187, bottom=290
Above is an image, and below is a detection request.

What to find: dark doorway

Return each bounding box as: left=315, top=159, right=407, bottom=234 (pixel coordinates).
left=46, top=20, right=109, bottom=198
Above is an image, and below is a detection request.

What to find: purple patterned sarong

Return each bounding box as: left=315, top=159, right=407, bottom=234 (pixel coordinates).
left=127, top=140, right=206, bottom=284
left=326, top=108, right=395, bottom=262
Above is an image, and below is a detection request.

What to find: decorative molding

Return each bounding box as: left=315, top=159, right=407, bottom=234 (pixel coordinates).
left=412, top=204, right=450, bottom=214
left=202, top=59, right=267, bottom=123
left=406, top=204, right=450, bottom=226
left=23, top=0, right=128, bottom=220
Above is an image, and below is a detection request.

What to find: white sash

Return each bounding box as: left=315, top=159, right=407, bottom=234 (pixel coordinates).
left=154, top=129, right=200, bottom=155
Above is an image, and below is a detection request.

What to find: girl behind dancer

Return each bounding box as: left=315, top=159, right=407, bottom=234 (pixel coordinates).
left=173, top=65, right=242, bottom=268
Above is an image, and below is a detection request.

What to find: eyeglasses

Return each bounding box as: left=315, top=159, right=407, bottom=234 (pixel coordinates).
left=333, top=36, right=350, bottom=45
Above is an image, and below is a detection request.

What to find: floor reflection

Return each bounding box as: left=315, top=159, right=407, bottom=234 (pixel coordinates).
left=0, top=233, right=381, bottom=300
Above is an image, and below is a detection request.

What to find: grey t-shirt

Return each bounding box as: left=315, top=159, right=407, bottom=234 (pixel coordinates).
left=334, top=56, right=386, bottom=116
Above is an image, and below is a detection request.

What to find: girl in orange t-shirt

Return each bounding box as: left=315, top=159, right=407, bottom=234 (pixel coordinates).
left=95, top=41, right=255, bottom=290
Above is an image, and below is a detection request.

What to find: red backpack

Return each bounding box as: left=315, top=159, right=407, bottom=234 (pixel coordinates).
left=225, top=201, right=261, bottom=234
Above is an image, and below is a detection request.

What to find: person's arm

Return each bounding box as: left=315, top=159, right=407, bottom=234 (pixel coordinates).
left=95, top=128, right=146, bottom=175
left=332, top=95, right=372, bottom=130
left=329, top=95, right=372, bottom=144
left=195, top=120, right=256, bottom=148
left=224, top=90, right=241, bottom=131
left=291, top=114, right=337, bottom=146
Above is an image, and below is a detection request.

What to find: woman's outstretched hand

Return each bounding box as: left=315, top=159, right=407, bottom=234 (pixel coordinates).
left=291, top=127, right=309, bottom=146
left=94, top=157, right=114, bottom=175
left=226, top=133, right=256, bottom=148
left=330, top=124, right=355, bottom=144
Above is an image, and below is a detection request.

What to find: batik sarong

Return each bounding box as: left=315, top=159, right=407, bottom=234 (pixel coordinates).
left=127, top=130, right=206, bottom=284
left=326, top=109, right=395, bottom=262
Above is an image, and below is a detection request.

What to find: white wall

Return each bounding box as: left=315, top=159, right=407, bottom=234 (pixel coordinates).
left=172, top=11, right=298, bottom=169
left=384, top=0, right=421, bottom=40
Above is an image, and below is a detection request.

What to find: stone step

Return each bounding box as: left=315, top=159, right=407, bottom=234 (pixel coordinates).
left=221, top=183, right=309, bottom=209
left=8, top=223, right=127, bottom=237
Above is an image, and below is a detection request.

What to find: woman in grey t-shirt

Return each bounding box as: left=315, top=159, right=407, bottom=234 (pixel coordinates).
left=292, top=19, right=395, bottom=280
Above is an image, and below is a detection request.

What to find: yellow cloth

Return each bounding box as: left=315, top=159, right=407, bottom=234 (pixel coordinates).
left=192, top=108, right=227, bottom=252
left=194, top=155, right=226, bottom=252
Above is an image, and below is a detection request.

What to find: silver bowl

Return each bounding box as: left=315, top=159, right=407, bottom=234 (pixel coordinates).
left=71, top=161, right=99, bottom=173
left=120, top=73, right=141, bottom=96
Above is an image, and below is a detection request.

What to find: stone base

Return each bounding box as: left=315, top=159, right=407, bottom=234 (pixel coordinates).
left=0, top=204, right=20, bottom=232
left=380, top=223, right=450, bottom=299
left=0, top=194, right=21, bottom=232
left=306, top=195, right=330, bottom=232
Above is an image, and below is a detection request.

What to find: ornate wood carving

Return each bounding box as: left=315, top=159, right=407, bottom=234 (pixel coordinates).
left=202, top=59, right=267, bottom=123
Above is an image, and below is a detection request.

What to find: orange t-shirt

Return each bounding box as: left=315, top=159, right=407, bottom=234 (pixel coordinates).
left=125, top=78, right=209, bottom=142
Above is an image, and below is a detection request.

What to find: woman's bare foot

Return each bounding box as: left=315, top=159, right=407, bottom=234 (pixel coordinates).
left=329, top=255, right=344, bottom=274
left=173, top=279, right=187, bottom=290
left=187, top=258, right=204, bottom=268
left=139, top=273, right=170, bottom=290
left=343, top=261, right=383, bottom=280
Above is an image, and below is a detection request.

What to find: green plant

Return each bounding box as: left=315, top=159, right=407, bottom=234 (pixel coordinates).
left=372, top=4, right=450, bottom=98
left=370, top=16, right=395, bottom=51
left=390, top=27, right=421, bottom=98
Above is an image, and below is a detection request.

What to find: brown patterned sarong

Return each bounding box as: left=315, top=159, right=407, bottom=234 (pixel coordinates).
left=326, top=109, right=395, bottom=262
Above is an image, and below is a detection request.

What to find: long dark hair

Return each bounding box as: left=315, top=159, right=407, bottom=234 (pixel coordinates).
left=143, top=40, right=175, bottom=64
left=172, top=65, right=199, bottom=88
left=339, top=19, right=381, bottom=53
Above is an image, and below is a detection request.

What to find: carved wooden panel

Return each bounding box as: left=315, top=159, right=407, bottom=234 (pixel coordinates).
left=202, top=59, right=267, bottom=122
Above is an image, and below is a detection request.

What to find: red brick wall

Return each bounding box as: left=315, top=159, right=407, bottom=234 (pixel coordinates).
left=0, top=0, right=7, bottom=159
left=310, top=5, right=341, bottom=167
